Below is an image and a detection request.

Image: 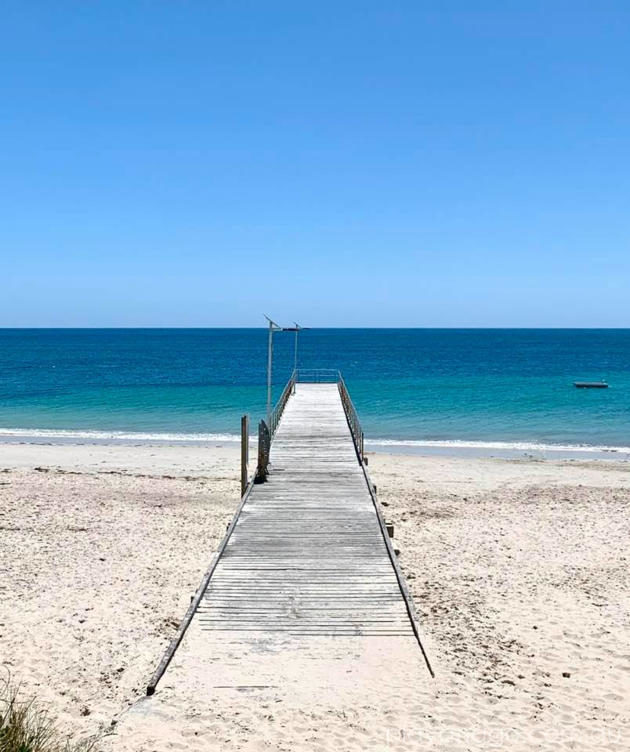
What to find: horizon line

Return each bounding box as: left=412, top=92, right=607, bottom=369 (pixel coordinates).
left=1, top=326, right=630, bottom=331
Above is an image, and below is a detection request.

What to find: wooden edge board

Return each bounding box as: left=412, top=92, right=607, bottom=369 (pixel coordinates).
left=337, top=382, right=435, bottom=678
left=360, top=459, right=435, bottom=677
left=145, top=476, right=257, bottom=696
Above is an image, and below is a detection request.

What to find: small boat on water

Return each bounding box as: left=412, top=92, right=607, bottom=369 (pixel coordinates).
left=574, top=381, right=608, bottom=389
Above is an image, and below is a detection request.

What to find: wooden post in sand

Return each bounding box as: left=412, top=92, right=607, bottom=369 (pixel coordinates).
left=240, top=415, right=249, bottom=497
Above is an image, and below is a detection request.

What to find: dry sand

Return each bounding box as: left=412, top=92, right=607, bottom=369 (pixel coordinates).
left=1, top=442, right=628, bottom=750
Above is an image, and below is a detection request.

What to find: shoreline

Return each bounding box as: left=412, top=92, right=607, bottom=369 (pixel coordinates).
left=1, top=427, right=630, bottom=461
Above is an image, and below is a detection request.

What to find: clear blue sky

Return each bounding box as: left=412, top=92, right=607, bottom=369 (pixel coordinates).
left=2, top=1, right=629, bottom=327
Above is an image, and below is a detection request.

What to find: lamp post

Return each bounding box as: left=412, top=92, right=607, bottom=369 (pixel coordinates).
left=264, top=315, right=283, bottom=428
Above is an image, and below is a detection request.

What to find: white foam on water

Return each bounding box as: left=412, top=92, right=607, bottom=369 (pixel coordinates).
left=365, top=438, right=630, bottom=454
left=0, top=427, right=242, bottom=443
left=0, top=427, right=629, bottom=457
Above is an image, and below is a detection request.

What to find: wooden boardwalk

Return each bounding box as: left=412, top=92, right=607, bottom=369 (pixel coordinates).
left=147, top=379, right=430, bottom=695
left=195, top=383, right=415, bottom=637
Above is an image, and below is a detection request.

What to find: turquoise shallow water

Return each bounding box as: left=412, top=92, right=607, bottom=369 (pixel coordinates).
left=0, top=329, right=629, bottom=449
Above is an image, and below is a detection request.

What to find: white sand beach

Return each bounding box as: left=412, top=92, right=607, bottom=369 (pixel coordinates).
left=1, top=443, right=629, bottom=750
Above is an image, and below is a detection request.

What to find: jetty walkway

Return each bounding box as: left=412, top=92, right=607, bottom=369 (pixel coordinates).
left=148, top=372, right=431, bottom=695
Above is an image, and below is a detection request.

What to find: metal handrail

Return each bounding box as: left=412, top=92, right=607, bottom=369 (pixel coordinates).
left=269, top=369, right=297, bottom=436
left=256, top=370, right=296, bottom=482
left=295, top=368, right=340, bottom=383
left=337, top=374, right=364, bottom=462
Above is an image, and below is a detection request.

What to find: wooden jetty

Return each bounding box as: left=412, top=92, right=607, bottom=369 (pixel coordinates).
left=147, top=370, right=432, bottom=695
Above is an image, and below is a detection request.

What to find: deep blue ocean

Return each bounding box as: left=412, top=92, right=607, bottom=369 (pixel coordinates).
left=0, top=329, right=629, bottom=450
